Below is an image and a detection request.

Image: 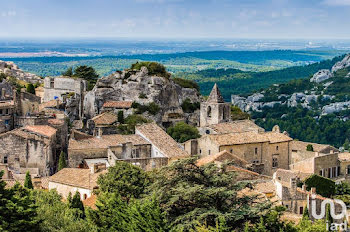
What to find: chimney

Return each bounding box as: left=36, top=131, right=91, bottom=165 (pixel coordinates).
left=90, top=164, right=97, bottom=174
left=310, top=187, right=316, bottom=194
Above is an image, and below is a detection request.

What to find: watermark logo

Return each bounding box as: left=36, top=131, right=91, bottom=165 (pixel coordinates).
left=307, top=194, right=348, bottom=231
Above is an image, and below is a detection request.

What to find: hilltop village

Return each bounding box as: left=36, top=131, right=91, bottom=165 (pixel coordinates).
left=1, top=59, right=350, bottom=230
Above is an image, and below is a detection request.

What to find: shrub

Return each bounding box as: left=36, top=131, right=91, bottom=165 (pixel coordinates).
left=131, top=61, right=170, bottom=79
left=117, top=111, right=124, bottom=124
left=132, top=101, right=160, bottom=115
left=302, top=174, right=335, bottom=197
left=181, top=98, right=200, bottom=113
left=172, top=78, right=199, bottom=91
left=306, top=144, right=314, bottom=151
left=167, top=122, right=200, bottom=143
left=26, top=83, right=36, bottom=94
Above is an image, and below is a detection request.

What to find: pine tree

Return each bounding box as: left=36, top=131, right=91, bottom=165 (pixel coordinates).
left=24, top=171, right=33, bottom=189
left=71, top=191, right=84, bottom=212
left=67, top=192, right=73, bottom=207
left=62, top=67, right=73, bottom=77
left=58, top=151, right=67, bottom=171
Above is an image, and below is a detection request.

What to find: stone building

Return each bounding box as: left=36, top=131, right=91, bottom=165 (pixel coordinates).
left=88, top=111, right=118, bottom=136
left=0, top=125, right=57, bottom=176
left=289, top=151, right=340, bottom=179
left=199, top=119, right=265, bottom=136
left=291, top=140, right=339, bottom=163
left=0, top=80, right=16, bottom=133
left=101, top=100, right=133, bottom=116
left=49, top=165, right=106, bottom=200
left=185, top=130, right=292, bottom=176
left=200, top=84, right=231, bottom=127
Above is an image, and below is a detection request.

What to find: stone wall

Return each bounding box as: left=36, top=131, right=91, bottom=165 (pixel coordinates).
left=43, top=77, right=86, bottom=102
left=200, top=102, right=230, bottom=127
left=0, top=133, right=55, bottom=176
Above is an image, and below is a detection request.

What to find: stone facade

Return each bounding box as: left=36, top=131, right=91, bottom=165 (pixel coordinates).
left=200, top=84, right=230, bottom=127
left=0, top=126, right=57, bottom=176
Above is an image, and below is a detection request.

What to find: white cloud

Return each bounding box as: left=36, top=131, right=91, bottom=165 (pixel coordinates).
left=323, top=0, right=350, bottom=6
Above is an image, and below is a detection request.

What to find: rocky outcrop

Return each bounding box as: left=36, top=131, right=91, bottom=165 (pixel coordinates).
left=0, top=60, right=42, bottom=84
left=332, top=54, right=350, bottom=73
left=310, top=69, right=333, bottom=83
left=83, top=67, right=201, bottom=126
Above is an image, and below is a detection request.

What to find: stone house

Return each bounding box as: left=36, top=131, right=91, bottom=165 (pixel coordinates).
left=68, top=131, right=169, bottom=171
left=0, top=125, right=57, bottom=176
left=135, top=122, right=189, bottom=159
left=273, top=169, right=343, bottom=221
left=336, top=152, right=350, bottom=181
left=289, top=152, right=341, bottom=179
left=49, top=165, right=106, bottom=200
left=186, top=131, right=292, bottom=176
left=199, top=119, right=265, bottom=135
left=0, top=80, right=16, bottom=133
left=200, top=84, right=231, bottom=127
left=88, top=111, right=118, bottom=136
left=291, top=140, right=339, bottom=163
left=101, top=100, right=133, bottom=116
left=196, top=150, right=248, bottom=168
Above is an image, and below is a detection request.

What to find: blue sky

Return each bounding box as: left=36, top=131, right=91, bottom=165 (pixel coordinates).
left=1, top=0, right=350, bottom=39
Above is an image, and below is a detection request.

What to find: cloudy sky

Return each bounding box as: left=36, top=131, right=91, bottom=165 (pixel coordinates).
left=1, top=0, right=350, bottom=39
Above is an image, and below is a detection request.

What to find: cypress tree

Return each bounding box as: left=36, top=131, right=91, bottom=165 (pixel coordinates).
left=58, top=151, right=67, bottom=171
left=326, top=204, right=333, bottom=224
left=302, top=205, right=309, bottom=220
left=118, top=111, right=124, bottom=124
left=71, top=191, right=85, bottom=212
left=24, top=171, right=33, bottom=189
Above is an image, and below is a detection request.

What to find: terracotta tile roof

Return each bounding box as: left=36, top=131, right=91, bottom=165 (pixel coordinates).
left=40, top=177, right=49, bottom=189
left=264, top=132, right=293, bottom=144
left=83, top=194, right=97, bottom=209
left=49, top=168, right=106, bottom=190
left=91, top=112, right=118, bottom=126
left=3, top=179, right=24, bottom=189
left=207, top=120, right=265, bottom=134
left=291, top=140, right=338, bottom=153
left=207, top=131, right=269, bottom=146
left=102, top=101, right=133, bottom=109
left=274, top=169, right=312, bottom=184
left=339, top=152, right=350, bottom=161
left=196, top=150, right=248, bottom=167
left=48, top=119, right=65, bottom=126
left=69, top=134, right=149, bottom=150
left=136, top=123, right=189, bottom=158
left=255, top=180, right=275, bottom=194
left=23, top=125, right=57, bottom=138
left=39, top=100, right=62, bottom=110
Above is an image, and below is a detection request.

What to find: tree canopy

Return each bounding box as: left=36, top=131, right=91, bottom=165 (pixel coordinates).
left=166, top=122, right=200, bottom=143
left=131, top=61, right=171, bottom=79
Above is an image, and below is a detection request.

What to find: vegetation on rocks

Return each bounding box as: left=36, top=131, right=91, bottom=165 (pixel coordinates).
left=131, top=61, right=171, bottom=79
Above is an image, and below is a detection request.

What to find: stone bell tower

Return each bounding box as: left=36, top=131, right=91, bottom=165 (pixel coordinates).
left=200, top=83, right=231, bottom=127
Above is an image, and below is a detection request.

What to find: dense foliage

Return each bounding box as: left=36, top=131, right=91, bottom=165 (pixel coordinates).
left=173, top=77, right=200, bottom=91
left=24, top=171, right=33, bottom=189
left=117, top=114, right=150, bottom=134
left=181, top=98, right=200, bottom=113
left=147, top=157, right=271, bottom=231
left=166, top=122, right=200, bottom=143
left=231, top=106, right=250, bottom=121
left=301, top=174, right=335, bottom=197
left=97, top=162, right=150, bottom=201
left=131, top=61, right=171, bottom=79
left=132, top=102, right=160, bottom=115
left=26, top=83, right=35, bottom=94
left=61, top=66, right=99, bottom=90
left=57, top=151, right=67, bottom=171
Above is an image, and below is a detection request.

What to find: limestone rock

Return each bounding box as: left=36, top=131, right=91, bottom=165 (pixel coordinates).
left=83, top=67, right=201, bottom=126
left=310, top=69, right=333, bottom=83
left=332, top=54, right=350, bottom=73
left=0, top=60, right=43, bottom=84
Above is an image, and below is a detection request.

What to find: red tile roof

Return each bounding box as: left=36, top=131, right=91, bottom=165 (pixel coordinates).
left=102, top=101, right=133, bottom=109
left=196, top=150, right=248, bottom=167
left=91, top=112, right=118, bottom=126
left=23, top=125, right=57, bottom=138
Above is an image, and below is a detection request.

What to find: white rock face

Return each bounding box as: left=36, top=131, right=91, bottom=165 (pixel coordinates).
left=322, top=101, right=350, bottom=114
left=332, top=54, right=350, bottom=73
left=310, top=69, right=333, bottom=83
left=0, top=60, right=43, bottom=84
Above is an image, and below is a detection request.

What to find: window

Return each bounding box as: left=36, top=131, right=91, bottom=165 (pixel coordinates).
left=199, top=149, right=202, bottom=154
left=207, top=106, right=212, bottom=118
left=320, top=169, right=324, bottom=177
left=209, top=150, right=211, bottom=155
left=230, top=149, right=233, bottom=153
left=328, top=168, right=331, bottom=178
left=272, top=157, right=278, bottom=168
left=0, top=109, right=2, bottom=115
left=285, top=204, right=289, bottom=209
left=132, top=148, right=140, bottom=158
left=205, top=130, right=210, bottom=134
left=299, top=207, right=304, bottom=215
left=3, top=156, right=8, bottom=164
left=276, top=146, right=279, bottom=151
left=83, top=194, right=87, bottom=200
left=347, top=165, right=350, bottom=175
left=222, top=107, right=226, bottom=120
left=255, top=148, right=258, bottom=155
left=338, top=166, right=341, bottom=176
left=5, top=109, right=8, bottom=115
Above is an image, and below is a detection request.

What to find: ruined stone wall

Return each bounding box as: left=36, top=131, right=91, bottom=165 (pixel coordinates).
left=43, top=77, right=86, bottom=102
left=0, top=133, right=55, bottom=176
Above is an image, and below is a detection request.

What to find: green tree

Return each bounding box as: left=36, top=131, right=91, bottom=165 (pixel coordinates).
left=302, top=174, right=335, bottom=197
left=87, top=192, right=166, bottom=232
left=33, top=189, right=93, bottom=231
left=344, top=138, right=350, bottom=150
left=131, top=61, right=171, bottom=79
left=117, top=114, right=150, bottom=134
left=69, top=191, right=85, bottom=218
left=302, top=205, right=309, bottom=220
left=58, top=151, right=67, bottom=171
left=73, top=65, right=99, bottom=90
left=26, top=83, right=36, bottom=95
left=147, top=156, right=271, bottom=231
left=24, top=171, right=34, bottom=189
left=167, top=122, right=200, bottom=143
left=325, top=204, right=333, bottom=224
left=0, top=172, right=39, bottom=231
left=62, top=67, right=73, bottom=77
left=231, top=105, right=250, bottom=121
left=97, top=161, right=150, bottom=201
left=306, top=144, right=314, bottom=151
left=117, top=111, right=124, bottom=124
